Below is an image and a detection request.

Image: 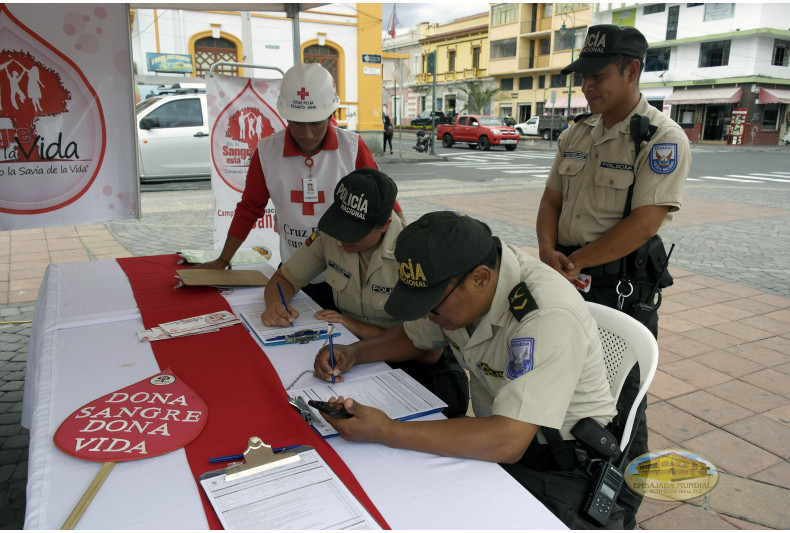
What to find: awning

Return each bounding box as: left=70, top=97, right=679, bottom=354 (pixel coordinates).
left=641, top=86, right=674, bottom=100
left=664, top=87, right=742, bottom=105
left=545, top=96, right=588, bottom=109
left=759, top=88, right=790, bottom=104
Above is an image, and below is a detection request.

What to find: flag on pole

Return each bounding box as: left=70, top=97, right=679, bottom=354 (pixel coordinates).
left=388, top=5, right=399, bottom=39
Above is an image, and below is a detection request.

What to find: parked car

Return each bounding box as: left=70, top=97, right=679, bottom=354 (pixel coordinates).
left=436, top=114, right=520, bottom=151
left=514, top=115, right=567, bottom=140
left=136, top=92, right=210, bottom=182
left=410, top=110, right=446, bottom=127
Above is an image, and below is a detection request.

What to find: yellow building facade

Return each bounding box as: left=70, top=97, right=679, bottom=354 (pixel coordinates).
left=413, top=12, right=494, bottom=115
left=487, top=3, right=591, bottom=123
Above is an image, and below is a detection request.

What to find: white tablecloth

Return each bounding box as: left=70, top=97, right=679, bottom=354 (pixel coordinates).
left=22, top=259, right=565, bottom=530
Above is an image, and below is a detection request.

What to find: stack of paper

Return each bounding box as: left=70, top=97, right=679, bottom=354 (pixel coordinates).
left=289, top=368, right=448, bottom=437
left=137, top=311, right=241, bottom=341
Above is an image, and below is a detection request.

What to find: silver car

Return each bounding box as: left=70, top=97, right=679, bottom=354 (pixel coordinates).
left=136, top=92, right=211, bottom=182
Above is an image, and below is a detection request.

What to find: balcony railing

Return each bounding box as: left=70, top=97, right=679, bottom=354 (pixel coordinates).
left=518, top=55, right=550, bottom=70
left=415, top=67, right=487, bottom=84
left=520, top=17, right=552, bottom=34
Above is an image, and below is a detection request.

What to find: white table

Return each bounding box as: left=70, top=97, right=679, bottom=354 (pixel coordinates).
left=22, top=259, right=565, bottom=530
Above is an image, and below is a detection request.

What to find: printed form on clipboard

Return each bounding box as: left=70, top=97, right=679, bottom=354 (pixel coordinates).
left=199, top=438, right=382, bottom=530
left=239, top=299, right=334, bottom=346
left=290, top=368, right=448, bottom=438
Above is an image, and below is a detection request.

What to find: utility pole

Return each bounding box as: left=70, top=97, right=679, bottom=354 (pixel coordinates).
left=428, top=50, right=437, bottom=155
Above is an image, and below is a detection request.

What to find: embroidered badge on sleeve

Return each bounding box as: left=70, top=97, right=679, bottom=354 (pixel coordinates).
left=305, top=229, right=320, bottom=247
left=508, top=282, right=539, bottom=320
left=507, top=338, right=535, bottom=379
left=649, top=143, right=678, bottom=174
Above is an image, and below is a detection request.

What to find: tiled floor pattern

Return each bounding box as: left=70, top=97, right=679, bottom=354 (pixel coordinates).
left=0, top=225, right=133, bottom=305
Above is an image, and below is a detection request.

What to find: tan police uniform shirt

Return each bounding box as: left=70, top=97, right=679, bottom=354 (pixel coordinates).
left=281, top=211, right=405, bottom=329
left=546, top=95, right=690, bottom=246
left=403, top=240, right=617, bottom=440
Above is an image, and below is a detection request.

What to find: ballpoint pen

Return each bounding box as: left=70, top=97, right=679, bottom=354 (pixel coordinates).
left=276, top=282, right=294, bottom=327
left=328, top=323, right=335, bottom=384
left=209, top=445, right=302, bottom=463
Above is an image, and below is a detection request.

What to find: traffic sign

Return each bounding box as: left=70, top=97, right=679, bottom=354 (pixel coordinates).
left=361, top=54, right=382, bottom=64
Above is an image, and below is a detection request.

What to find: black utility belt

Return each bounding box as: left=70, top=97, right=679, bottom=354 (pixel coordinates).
left=520, top=439, right=580, bottom=472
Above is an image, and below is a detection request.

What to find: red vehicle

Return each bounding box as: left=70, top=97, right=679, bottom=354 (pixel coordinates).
left=436, top=114, right=520, bottom=151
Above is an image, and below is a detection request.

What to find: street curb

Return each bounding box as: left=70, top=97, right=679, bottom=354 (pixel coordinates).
left=379, top=155, right=449, bottom=163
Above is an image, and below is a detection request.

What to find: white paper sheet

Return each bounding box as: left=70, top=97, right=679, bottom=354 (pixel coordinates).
left=239, top=301, right=329, bottom=344
left=199, top=447, right=381, bottom=530
left=290, top=368, right=448, bottom=437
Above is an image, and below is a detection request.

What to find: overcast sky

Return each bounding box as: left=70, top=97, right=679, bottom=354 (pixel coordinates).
left=382, top=2, right=491, bottom=32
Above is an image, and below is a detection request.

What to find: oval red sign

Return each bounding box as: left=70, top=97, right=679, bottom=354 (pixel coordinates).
left=54, top=370, right=208, bottom=462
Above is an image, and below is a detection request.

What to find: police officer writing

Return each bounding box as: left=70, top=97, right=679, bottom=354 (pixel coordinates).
left=535, top=24, right=690, bottom=528
left=194, top=62, right=402, bottom=310
left=261, top=168, right=404, bottom=339
left=263, top=171, right=469, bottom=418
left=312, top=211, right=621, bottom=529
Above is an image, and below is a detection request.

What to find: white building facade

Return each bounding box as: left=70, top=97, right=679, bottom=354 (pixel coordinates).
left=594, top=3, right=790, bottom=145
left=130, top=6, right=379, bottom=132
left=382, top=28, right=422, bottom=127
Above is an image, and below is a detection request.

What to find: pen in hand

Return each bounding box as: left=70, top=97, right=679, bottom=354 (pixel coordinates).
left=276, top=282, right=294, bottom=327
left=328, top=323, right=335, bottom=384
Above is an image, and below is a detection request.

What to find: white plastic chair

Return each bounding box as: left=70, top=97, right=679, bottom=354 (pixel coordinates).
left=586, top=302, right=659, bottom=452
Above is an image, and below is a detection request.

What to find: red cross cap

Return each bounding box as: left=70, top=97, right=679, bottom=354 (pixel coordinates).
left=296, top=87, right=310, bottom=99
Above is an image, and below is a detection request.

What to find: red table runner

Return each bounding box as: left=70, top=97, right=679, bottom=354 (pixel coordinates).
left=117, top=255, right=389, bottom=529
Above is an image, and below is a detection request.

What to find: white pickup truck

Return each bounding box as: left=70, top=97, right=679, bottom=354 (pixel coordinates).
left=514, top=115, right=567, bottom=140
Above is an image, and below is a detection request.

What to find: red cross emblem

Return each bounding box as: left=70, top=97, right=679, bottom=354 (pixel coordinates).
left=296, top=87, right=310, bottom=99
left=290, top=190, right=325, bottom=215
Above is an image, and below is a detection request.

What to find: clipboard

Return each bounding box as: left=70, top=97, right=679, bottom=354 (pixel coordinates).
left=174, top=268, right=269, bottom=288
left=199, top=437, right=382, bottom=530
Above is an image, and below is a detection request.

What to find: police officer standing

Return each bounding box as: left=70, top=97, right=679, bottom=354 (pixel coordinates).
left=312, top=211, right=621, bottom=529
left=536, top=24, right=690, bottom=528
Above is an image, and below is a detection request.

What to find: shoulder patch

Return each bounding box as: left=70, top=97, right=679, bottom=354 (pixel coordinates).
left=508, top=282, right=538, bottom=320
left=305, top=229, right=320, bottom=247
left=649, top=143, right=678, bottom=174
left=507, top=338, right=535, bottom=379
left=573, top=112, right=593, bottom=123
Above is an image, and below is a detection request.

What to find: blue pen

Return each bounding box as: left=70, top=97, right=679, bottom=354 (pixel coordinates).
left=209, top=445, right=301, bottom=464
left=276, top=282, right=294, bottom=327
left=328, top=323, right=335, bottom=384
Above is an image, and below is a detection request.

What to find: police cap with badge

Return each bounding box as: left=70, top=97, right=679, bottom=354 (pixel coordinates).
left=318, top=167, right=398, bottom=244
left=561, top=24, right=648, bottom=75
left=385, top=211, right=495, bottom=321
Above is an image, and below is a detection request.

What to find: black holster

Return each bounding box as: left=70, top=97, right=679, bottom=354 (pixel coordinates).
left=629, top=235, right=673, bottom=290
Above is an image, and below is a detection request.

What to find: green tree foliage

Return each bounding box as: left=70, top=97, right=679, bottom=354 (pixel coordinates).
left=458, top=82, right=502, bottom=114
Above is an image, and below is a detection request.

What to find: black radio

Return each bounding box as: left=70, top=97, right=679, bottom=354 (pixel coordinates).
left=582, top=461, right=625, bottom=526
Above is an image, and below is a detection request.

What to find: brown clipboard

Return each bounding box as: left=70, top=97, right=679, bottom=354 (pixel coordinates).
left=174, top=269, right=269, bottom=288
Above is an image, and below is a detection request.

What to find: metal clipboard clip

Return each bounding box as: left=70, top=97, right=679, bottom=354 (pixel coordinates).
left=288, top=395, right=314, bottom=425
left=224, top=436, right=301, bottom=482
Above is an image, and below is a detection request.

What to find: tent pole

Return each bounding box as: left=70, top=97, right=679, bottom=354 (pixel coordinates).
left=285, top=4, right=302, bottom=64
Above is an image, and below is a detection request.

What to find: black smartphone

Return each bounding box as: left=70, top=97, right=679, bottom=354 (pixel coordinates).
left=307, top=399, right=353, bottom=419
